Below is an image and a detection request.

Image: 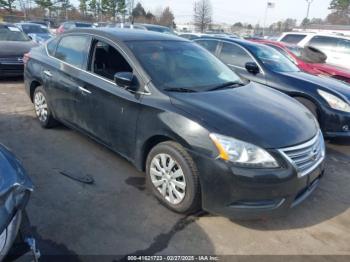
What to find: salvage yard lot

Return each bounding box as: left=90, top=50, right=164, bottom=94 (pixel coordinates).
left=0, top=79, right=349, bottom=258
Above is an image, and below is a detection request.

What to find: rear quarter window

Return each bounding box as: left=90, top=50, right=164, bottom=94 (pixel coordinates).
left=47, top=37, right=59, bottom=56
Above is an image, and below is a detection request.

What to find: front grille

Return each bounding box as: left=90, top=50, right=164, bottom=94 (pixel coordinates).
left=279, top=131, right=325, bottom=177
left=0, top=57, right=23, bottom=65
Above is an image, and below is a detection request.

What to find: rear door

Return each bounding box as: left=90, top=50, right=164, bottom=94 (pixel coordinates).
left=47, top=34, right=91, bottom=125
left=217, top=42, right=266, bottom=84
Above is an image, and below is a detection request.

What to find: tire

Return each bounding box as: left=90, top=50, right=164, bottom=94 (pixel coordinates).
left=33, top=86, right=57, bottom=128
left=146, top=141, right=201, bottom=214
left=295, top=97, right=318, bottom=119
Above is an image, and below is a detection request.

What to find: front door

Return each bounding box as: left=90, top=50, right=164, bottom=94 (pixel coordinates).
left=76, top=38, right=143, bottom=158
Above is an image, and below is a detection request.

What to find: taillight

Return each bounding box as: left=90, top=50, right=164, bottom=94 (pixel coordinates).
left=23, top=53, right=30, bottom=66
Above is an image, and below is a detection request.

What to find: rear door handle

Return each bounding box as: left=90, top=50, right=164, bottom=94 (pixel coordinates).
left=78, top=86, right=91, bottom=94
left=43, top=70, right=52, bottom=77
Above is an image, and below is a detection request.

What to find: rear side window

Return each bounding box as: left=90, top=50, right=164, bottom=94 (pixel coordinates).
left=55, top=35, right=91, bottom=69
left=280, top=34, right=307, bottom=44
left=307, top=36, right=338, bottom=52
left=196, top=40, right=218, bottom=54
left=218, top=43, right=254, bottom=68
left=338, top=39, right=350, bottom=55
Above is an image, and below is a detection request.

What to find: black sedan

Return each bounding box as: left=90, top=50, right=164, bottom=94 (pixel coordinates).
left=195, top=37, right=350, bottom=138
left=24, top=28, right=325, bottom=219
left=0, top=23, right=37, bottom=77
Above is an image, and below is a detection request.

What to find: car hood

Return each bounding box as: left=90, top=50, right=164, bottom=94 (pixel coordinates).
left=0, top=144, right=33, bottom=233
left=0, top=41, right=37, bottom=57
left=170, top=82, right=318, bottom=149
left=279, top=71, right=350, bottom=100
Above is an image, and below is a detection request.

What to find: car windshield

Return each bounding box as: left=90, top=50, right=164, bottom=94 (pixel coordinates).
left=0, top=26, right=29, bottom=41
left=21, top=24, right=49, bottom=34
left=127, top=40, right=243, bottom=91
left=250, top=45, right=300, bottom=72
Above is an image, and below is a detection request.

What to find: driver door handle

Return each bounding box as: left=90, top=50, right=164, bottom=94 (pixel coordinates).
left=43, top=70, right=52, bottom=77
left=78, top=86, right=91, bottom=94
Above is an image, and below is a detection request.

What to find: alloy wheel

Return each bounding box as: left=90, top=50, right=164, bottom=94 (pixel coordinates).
left=150, top=153, right=186, bottom=205
left=34, top=91, right=48, bottom=122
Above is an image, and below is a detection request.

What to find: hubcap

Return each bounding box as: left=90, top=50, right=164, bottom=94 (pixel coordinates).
left=34, top=91, right=48, bottom=122
left=150, top=153, right=186, bottom=205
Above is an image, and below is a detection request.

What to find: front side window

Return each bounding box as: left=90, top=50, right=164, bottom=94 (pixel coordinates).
left=249, top=45, right=300, bottom=73
left=89, top=40, right=132, bottom=81
left=126, top=40, right=242, bottom=92
left=196, top=40, right=219, bottom=54
left=219, top=43, right=254, bottom=68
left=55, top=35, right=91, bottom=69
left=280, top=34, right=307, bottom=44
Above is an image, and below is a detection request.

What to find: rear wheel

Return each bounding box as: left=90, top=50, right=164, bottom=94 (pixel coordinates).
left=146, top=141, right=201, bottom=214
left=33, top=86, right=57, bottom=128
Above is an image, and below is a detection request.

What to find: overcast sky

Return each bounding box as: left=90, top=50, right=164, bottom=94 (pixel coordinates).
left=135, top=0, right=332, bottom=25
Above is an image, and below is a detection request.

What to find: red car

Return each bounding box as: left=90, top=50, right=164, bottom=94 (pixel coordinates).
left=252, top=39, right=350, bottom=84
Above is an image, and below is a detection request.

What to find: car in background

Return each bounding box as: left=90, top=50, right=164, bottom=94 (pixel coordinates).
left=24, top=28, right=325, bottom=219
left=0, top=23, right=37, bottom=77
left=195, top=37, right=350, bottom=138
left=178, top=32, right=209, bottom=40
left=134, top=23, right=175, bottom=34
left=56, top=21, right=93, bottom=34
left=252, top=39, right=350, bottom=84
left=0, top=144, right=34, bottom=260
left=278, top=32, right=350, bottom=69
left=16, top=23, right=53, bottom=44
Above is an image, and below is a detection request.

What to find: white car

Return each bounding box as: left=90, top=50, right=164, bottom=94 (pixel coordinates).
left=278, top=32, right=350, bottom=69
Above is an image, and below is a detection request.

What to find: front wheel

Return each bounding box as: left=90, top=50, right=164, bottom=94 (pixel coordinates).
left=146, top=141, right=201, bottom=214
left=33, top=86, right=57, bottom=128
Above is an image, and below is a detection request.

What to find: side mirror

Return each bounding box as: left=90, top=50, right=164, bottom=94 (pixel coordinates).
left=114, top=72, right=137, bottom=91
left=245, top=62, right=260, bottom=75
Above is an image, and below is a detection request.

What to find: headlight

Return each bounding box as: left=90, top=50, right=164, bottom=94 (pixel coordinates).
left=209, top=133, right=279, bottom=168
left=318, top=89, right=350, bottom=113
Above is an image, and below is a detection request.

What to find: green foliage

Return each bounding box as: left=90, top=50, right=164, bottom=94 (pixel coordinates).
left=329, top=0, right=350, bottom=11
left=35, top=0, right=53, bottom=9
left=0, top=0, right=16, bottom=12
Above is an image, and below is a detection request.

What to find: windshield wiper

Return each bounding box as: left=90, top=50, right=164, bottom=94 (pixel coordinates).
left=208, top=81, right=245, bottom=91
left=163, top=87, right=197, bottom=93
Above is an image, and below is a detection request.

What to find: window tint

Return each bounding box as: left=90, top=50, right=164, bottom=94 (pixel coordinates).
left=47, top=37, right=59, bottom=56
left=338, top=39, right=350, bottom=54
left=307, top=36, right=339, bottom=52
left=196, top=40, right=218, bottom=54
left=280, top=34, right=307, bottom=44
left=55, top=35, right=90, bottom=68
left=219, top=43, right=254, bottom=68
left=90, top=40, right=132, bottom=81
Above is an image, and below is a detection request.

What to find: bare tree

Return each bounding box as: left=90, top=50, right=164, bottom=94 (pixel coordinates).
left=193, top=0, right=212, bottom=33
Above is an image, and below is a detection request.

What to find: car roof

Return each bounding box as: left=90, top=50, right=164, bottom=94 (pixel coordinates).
left=282, top=31, right=350, bottom=40
left=136, top=23, right=170, bottom=30
left=66, top=28, right=185, bottom=42
left=0, top=23, right=16, bottom=28
left=196, top=36, right=265, bottom=48
left=17, top=22, right=44, bottom=27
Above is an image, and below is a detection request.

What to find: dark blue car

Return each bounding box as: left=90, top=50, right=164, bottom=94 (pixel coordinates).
left=195, top=37, right=350, bottom=138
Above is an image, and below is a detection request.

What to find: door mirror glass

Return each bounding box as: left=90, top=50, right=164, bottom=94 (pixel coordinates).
left=245, top=62, right=260, bottom=75
left=114, top=72, right=136, bottom=91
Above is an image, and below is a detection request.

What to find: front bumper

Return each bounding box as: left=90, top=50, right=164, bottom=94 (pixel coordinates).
left=190, top=150, right=325, bottom=220
left=0, top=63, right=24, bottom=77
